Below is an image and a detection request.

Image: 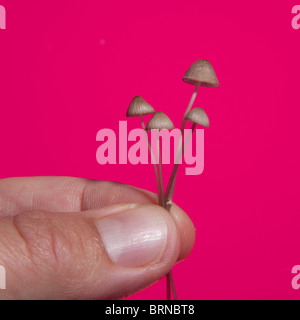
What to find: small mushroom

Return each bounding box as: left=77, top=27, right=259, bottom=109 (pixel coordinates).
left=165, top=108, right=210, bottom=210
left=126, top=96, right=163, bottom=205
left=180, top=59, right=218, bottom=133
left=147, top=111, right=176, bottom=299
left=127, top=96, right=155, bottom=130
left=146, top=111, right=175, bottom=131
left=183, top=60, right=219, bottom=88
left=182, top=107, right=210, bottom=154
left=147, top=112, right=174, bottom=208
left=185, top=107, right=210, bottom=128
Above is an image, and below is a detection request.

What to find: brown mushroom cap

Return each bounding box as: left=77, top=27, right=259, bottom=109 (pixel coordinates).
left=126, top=96, right=155, bottom=117
left=185, top=107, right=210, bottom=127
left=146, top=111, right=174, bottom=131
left=183, top=60, right=219, bottom=88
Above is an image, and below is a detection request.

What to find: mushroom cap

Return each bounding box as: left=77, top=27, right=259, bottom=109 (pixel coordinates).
left=183, top=60, right=219, bottom=88
left=126, top=96, right=155, bottom=117
left=146, top=111, right=174, bottom=131
left=185, top=107, right=210, bottom=127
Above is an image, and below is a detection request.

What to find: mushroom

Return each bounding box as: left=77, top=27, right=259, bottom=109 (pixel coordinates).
left=146, top=111, right=174, bottom=208
left=168, top=60, right=217, bottom=206
left=146, top=111, right=175, bottom=131
left=165, top=108, right=210, bottom=210
left=126, top=96, right=163, bottom=204
left=146, top=111, right=176, bottom=300
left=127, top=96, right=155, bottom=130
left=185, top=107, right=210, bottom=128
left=180, top=59, right=218, bottom=133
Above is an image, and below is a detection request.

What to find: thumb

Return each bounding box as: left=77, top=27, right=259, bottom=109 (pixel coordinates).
left=0, top=204, right=184, bottom=300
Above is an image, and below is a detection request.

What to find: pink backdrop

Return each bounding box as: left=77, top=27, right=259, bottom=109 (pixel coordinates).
left=1, top=0, right=300, bottom=299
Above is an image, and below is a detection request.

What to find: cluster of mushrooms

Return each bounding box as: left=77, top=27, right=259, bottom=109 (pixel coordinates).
left=126, top=59, right=219, bottom=300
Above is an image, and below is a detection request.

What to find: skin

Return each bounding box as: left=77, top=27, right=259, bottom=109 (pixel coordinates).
left=0, top=177, right=195, bottom=300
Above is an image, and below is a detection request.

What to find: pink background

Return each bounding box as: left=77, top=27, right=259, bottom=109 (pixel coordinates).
left=1, top=0, right=300, bottom=299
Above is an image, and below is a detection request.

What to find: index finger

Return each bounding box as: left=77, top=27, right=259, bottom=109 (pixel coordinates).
left=0, top=177, right=156, bottom=216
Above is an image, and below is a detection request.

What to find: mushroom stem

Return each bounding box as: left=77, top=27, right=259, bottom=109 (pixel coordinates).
left=169, top=270, right=177, bottom=300
left=145, top=112, right=176, bottom=299
left=166, top=270, right=178, bottom=300
left=166, top=273, right=171, bottom=300
left=158, top=133, right=165, bottom=207
left=140, top=116, right=163, bottom=206
left=155, top=130, right=172, bottom=300
left=164, top=126, right=196, bottom=301
left=170, top=83, right=199, bottom=207
left=180, top=84, right=200, bottom=134
left=164, top=128, right=196, bottom=301
left=165, top=124, right=196, bottom=210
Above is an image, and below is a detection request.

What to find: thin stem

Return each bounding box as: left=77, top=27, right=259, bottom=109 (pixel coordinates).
left=155, top=131, right=173, bottom=299
left=164, top=126, right=196, bottom=300
left=141, top=118, right=177, bottom=300
left=140, top=116, right=163, bottom=206
left=165, top=124, right=196, bottom=210
left=158, top=133, right=165, bottom=207
left=157, top=134, right=173, bottom=299
left=165, top=84, right=200, bottom=210
left=165, top=165, right=179, bottom=211
left=180, top=84, right=200, bottom=134
left=166, top=273, right=171, bottom=300
left=166, top=269, right=177, bottom=300
left=169, top=270, right=177, bottom=300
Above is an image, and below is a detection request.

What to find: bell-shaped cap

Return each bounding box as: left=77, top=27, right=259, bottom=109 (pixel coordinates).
left=126, top=96, right=155, bottom=117
left=146, top=111, right=174, bottom=130
left=185, top=107, right=210, bottom=127
left=183, top=60, right=219, bottom=88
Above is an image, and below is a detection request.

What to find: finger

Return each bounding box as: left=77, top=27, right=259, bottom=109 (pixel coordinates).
left=0, top=204, right=187, bottom=300
left=0, top=177, right=195, bottom=261
left=0, top=177, right=166, bottom=214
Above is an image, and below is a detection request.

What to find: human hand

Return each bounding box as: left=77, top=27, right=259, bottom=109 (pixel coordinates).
left=0, top=177, right=195, bottom=300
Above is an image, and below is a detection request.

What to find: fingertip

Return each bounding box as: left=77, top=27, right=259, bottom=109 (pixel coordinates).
left=169, top=204, right=196, bottom=262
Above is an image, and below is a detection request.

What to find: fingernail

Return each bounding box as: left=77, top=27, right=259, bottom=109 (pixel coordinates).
left=95, top=205, right=168, bottom=268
